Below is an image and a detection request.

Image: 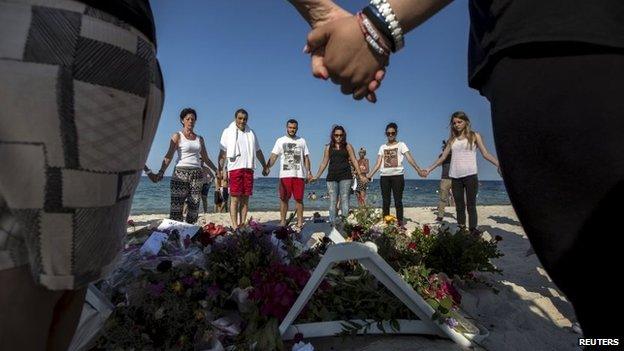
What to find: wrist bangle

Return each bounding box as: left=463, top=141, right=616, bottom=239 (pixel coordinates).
left=366, top=0, right=404, bottom=52
left=362, top=6, right=395, bottom=52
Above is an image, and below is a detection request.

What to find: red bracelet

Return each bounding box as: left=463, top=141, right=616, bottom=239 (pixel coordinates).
left=356, top=12, right=389, bottom=57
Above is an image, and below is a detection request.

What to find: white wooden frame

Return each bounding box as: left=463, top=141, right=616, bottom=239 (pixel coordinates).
left=282, top=226, right=488, bottom=347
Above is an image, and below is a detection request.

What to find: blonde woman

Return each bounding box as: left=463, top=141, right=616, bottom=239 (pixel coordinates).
left=425, top=112, right=500, bottom=235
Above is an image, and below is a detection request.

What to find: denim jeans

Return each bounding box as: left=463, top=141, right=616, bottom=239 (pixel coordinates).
left=326, top=179, right=352, bottom=224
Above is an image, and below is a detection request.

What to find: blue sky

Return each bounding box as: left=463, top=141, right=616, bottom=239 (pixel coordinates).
left=147, top=0, right=500, bottom=180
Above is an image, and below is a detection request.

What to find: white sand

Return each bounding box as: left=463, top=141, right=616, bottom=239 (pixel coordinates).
left=126, top=206, right=581, bottom=350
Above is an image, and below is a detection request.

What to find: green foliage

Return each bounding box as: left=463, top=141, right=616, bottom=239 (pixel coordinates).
left=419, top=227, right=503, bottom=278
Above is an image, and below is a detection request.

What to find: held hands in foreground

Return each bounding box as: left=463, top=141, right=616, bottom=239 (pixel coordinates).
left=305, top=15, right=387, bottom=102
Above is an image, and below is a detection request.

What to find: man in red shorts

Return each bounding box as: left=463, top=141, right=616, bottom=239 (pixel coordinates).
left=267, top=119, right=313, bottom=229
left=218, top=109, right=269, bottom=228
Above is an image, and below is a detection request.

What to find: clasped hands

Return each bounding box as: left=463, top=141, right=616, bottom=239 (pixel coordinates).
left=302, top=3, right=387, bottom=102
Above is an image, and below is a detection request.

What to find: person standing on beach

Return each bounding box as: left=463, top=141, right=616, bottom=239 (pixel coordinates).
left=218, top=109, right=269, bottom=228
left=312, top=125, right=367, bottom=224
left=266, top=119, right=313, bottom=229
left=154, top=108, right=218, bottom=224
left=436, top=140, right=453, bottom=222
left=366, top=123, right=427, bottom=225
left=355, top=147, right=370, bottom=206
left=425, top=112, right=499, bottom=235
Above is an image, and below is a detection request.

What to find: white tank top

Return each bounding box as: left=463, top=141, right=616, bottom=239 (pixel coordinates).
left=175, top=131, right=202, bottom=168
left=449, top=138, right=477, bottom=178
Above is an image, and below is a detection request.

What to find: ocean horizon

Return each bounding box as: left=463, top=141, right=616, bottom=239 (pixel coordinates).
left=131, top=177, right=510, bottom=215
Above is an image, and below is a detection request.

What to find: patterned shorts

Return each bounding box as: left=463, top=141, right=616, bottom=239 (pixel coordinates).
left=0, top=0, right=163, bottom=290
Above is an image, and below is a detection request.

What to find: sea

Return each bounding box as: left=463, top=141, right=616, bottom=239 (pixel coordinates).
left=130, top=177, right=510, bottom=215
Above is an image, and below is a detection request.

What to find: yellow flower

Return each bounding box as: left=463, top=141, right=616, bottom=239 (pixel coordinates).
left=384, top=215, right=397, bottom=224
left=192, top=270, right=202, bottom=279
left=172, top=281, right=183, bottom=294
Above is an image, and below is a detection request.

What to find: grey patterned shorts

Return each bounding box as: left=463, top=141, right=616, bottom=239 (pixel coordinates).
left=0, top=0, right=163, bottom=290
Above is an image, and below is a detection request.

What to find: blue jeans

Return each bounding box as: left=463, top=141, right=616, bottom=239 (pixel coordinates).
left=327, top=179, right=353, bottom=223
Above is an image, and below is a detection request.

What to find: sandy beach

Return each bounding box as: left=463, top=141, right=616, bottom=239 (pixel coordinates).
left=126, top=205, right=581, bottom=350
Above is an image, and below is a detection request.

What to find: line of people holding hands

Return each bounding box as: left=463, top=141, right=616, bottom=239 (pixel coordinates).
left=149, top=108, right=499, bottom=237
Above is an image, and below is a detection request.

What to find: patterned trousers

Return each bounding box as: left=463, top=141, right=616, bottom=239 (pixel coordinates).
left=0, top=0, right=163, bottom=290
left=170, top=168, right=204, bottom=224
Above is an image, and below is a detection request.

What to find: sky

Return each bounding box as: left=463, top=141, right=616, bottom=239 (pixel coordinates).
left=147, top=0, right=500, bottom=180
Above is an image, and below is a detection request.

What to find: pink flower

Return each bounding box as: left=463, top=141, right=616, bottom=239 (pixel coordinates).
left=248, top=219, right=264, bottom=233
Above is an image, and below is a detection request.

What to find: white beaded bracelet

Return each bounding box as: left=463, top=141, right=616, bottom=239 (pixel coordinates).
left=370, top=0, right=404, bottom=51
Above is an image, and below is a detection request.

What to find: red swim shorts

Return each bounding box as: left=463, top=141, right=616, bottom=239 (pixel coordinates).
left=279, top=177, right=305, bottom=202
left=229, top=168, right=254, bottom=196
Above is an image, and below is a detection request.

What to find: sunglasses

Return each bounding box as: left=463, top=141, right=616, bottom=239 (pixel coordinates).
left=386, top=131, right=396, bottom=136
left=334, top=133, right=344, bottom=137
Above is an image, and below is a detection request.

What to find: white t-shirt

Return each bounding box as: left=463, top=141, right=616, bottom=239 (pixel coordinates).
left=271, top=136, right=310, bottom=178
left=219, top=126, right=261, bottom=171
left=378, top=142, right=409, bottom=176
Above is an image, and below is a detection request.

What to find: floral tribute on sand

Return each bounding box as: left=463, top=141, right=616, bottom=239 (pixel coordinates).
left=97, top=209, right=502, bottom=350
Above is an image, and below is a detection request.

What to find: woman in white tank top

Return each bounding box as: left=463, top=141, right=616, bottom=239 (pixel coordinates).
left=151, top=108, right=218, bottom=224
left=425, top=111, right=500, bottom=235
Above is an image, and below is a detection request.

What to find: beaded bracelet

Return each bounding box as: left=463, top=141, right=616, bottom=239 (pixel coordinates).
left=362, top=5, right=395, bottom=52
left=360, top=12, right=391, bottom=53
left=367, top=0, right=404, bottom=52
left=356, top=12, right=390, bottom=57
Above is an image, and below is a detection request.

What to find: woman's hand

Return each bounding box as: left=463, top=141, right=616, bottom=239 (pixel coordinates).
left=306, top=15, right=388, bottom=101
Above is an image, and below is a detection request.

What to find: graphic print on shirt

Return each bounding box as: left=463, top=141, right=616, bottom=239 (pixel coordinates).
left=282, top=143, right=302, bottom=171
left=383, top=148, right=398, bottom=168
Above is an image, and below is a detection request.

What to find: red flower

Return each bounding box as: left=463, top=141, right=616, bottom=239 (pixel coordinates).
left=198, top=222, right=228, bottom=246
left=407, top=242, right=417, bottom=250
left=423, top=225, right=431, bottom=236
